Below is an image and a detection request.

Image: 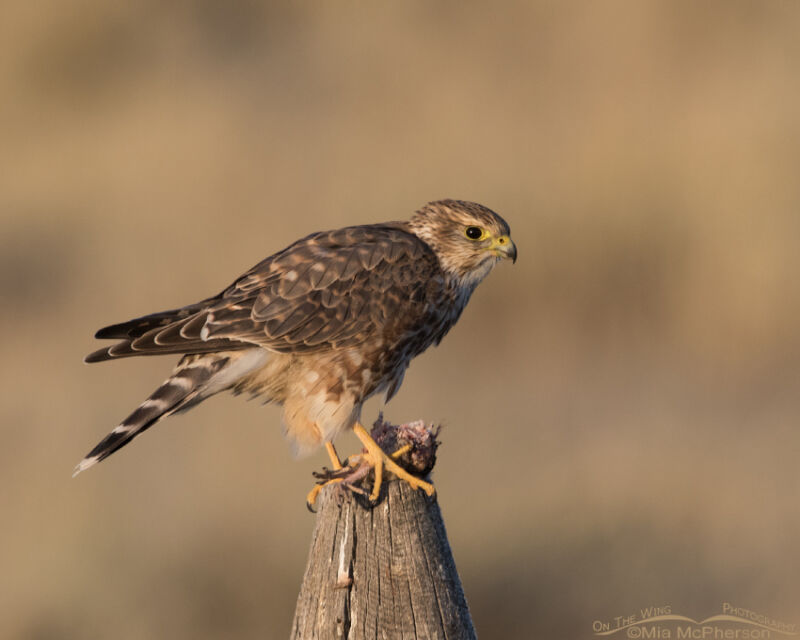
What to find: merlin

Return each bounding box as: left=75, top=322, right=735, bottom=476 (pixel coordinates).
left=76, top=199, right=516, bottom=503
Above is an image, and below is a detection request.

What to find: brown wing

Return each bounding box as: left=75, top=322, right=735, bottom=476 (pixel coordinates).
left=86, top=224, right=443, bottom=362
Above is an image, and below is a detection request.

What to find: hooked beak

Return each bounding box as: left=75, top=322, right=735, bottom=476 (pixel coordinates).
left=491, top=235, right=517, bottom=263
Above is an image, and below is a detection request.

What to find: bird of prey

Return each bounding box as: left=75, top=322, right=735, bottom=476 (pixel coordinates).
left=76, top=199, right=516, bottom=503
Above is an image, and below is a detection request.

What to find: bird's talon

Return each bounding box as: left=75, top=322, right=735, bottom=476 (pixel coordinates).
left=306, top=476, right=345, bottom=509
left=307, top=423, right=438, bottom=506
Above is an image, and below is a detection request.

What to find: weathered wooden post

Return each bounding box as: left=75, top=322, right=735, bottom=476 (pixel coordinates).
left=290, top=420, right=476, bottom=640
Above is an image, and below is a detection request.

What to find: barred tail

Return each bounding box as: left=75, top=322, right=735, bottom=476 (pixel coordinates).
left=73, top=355, right=229, bottom=476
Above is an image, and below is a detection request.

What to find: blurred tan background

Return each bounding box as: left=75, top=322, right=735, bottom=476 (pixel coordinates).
left=2, top=1, right=799, bottom=638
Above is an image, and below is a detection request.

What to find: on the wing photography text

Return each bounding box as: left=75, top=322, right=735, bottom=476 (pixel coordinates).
left=592, top=603, right=797, bottom=639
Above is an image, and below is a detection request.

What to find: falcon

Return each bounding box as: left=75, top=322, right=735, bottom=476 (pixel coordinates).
left=76, top=199, right=516, bottom=504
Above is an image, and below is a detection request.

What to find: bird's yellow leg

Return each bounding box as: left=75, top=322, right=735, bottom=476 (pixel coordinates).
left=306, top=442, right=348, bottom=510
left=325, top=441, right=343, bottom=470
left=352, top=423, right=435, bottom=502
left=306, top=477, right=343, bottom=510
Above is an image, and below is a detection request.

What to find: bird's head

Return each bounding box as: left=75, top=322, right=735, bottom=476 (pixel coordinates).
left=408, top=199, right=517, bottom=285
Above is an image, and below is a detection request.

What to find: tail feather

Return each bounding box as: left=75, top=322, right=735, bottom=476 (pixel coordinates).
left=93, top=301, right=214, bottom=340
left=73, top=355, right=229, bottom=476
left=85, top=298, right=250, bottom=363
left=84, top=337, right=242, bottom=363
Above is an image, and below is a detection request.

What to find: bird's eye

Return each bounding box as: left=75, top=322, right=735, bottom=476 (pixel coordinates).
left=465, top=226, right=484, bottom=240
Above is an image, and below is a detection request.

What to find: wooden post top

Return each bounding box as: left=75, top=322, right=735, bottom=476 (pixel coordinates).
left=291, top=420, right=476, bottom=640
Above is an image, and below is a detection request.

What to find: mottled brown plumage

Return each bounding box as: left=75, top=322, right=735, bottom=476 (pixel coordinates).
left=75, top=199, right=516, bottom=479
